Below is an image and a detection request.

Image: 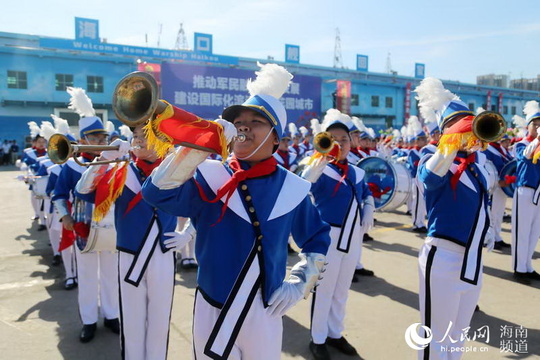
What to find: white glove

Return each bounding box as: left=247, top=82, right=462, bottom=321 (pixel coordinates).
left=214, top=118, right=237, bottom=144
left=300, top=156, right=329, bottom=183
left=267, top=252, right=325, bottom=317
left=361, top=196, right=375, bottom=233
left=484, top=226, right=495, bottom=252
left=425, top=149, right=458, bottom=177
left=163, top=230, right=193, bottom=251
left=100, top=139, right=131, bottom=161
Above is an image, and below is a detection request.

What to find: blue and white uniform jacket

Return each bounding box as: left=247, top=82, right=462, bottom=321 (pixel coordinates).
left=75, top=163, right=177, bottom=255
left=514, top=138, right=540, bottom=193
left=52, top=157, right=89, bottom=203
left=420, top=143, right=437, bottom=157
left=142, top=159, right=331, bottom=306
left=273, top=150, right=299, bottom=171
left=310, top=163, right=371, bottom=253
left=407, top=148, right=422, bottom=177
left=483, top=144, right=512, bottom=175
left=418, top=151, right=491, bottom=285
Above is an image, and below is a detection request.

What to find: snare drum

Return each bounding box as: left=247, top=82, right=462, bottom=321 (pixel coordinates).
left=483, top=160, right=498, bottom=194
left=31, top=176, right=49, bottom=199
left=357, top=156, right=412, bottom=211
left=499, top=159, right=517, bottom=198
left=75, top=201, right=117, bottom=253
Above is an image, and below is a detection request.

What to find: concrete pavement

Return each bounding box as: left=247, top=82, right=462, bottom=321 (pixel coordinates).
left=0, top=166, right=538, bottom=359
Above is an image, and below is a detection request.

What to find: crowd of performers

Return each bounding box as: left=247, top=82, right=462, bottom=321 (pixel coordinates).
left=16, top=64, right=539, bottom=360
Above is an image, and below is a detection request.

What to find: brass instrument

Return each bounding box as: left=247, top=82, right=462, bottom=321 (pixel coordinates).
left=472, top=111, right=507, bottom=143
left=112, top=71, right=168, bottom=127
left=48, top=133, right=121, bottom=166
left=313, top=132, right=335, bottom=154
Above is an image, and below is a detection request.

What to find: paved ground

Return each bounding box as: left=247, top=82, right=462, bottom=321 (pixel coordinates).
left=0, top=165, right=538, bottom=360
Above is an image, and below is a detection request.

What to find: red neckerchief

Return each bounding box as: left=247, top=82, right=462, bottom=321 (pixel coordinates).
left=302, top=140, right=310, bottom=147
left=413, top=146, right=421, bottom=151
left=429, top=141, right=438, bottom=146
left=195, top=156, right=278, bottom=224
left=526, top=135, right=535, bottom=143
left=292, top=144, right=300, bottom=154
left=80, top=152, right=96, bottom=162
left=350, top=147, right=361, bottom=156
left=277, top=149, right=290, bottom=169
left=331, top=160, right=349, bottom=196
left=451, top=153, right=476, bottom=191
left=35, top=148, right=46, bottom=157
left=489, top=142, right=509, bottom=161
left=135, top=158, right=163, bottom=178
left=124, top=158, right=163, bottom=216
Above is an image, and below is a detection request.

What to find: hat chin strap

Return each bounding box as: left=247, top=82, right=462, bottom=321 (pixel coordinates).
left=236, top=127, right=274, bottom=160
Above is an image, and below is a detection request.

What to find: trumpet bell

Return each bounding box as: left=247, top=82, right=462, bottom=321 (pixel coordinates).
left=473, top=111, right=507, bottom=143
left=313, top=132, right=334, bottom=154
left=48, top=134, right=73, bottom=165
left=113, top=71, right=163, bottom=127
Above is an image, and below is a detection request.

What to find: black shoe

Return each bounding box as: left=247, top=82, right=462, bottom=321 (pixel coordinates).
left=405, top=210, right=411, bottom=215
left=475, top=305, right=480, bottom=312
left=37, top=224, right=47, bottom=231
left=326, top=336, right=358, bottom=356
left=513, top=272, right=531, bottom=285
left=498, top=241, right=511, bottom=248
left=31, top=216, right=39, bottom=221
left=287, top=244, right=296, bottom=254
left=412, top=226, right=428, bottom=234
left=493, top=242, right=503, bottom=250
left=351, top=275, right=359, bottom=283
left=309, top=341, right=331, bottom=360
left=64, top=277, right=77, bottom=290
left=51, top=254, right=62, bottom=266
left=80, top=323, right=97, bottom=343
left=179, top=259, right=191, bottom=270
left=363, top=233, right=374, bottom=242
left=528, top=271, right=540, bottom=281
left=354, top=268, right=374, bottom=277
left=104, top=318, right=120, bottom=334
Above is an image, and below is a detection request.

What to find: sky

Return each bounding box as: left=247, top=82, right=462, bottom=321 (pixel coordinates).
left=2, top=0, right=539, bottom=84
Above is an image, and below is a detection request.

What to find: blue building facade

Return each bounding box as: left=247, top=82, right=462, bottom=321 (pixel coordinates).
left=1, top=20, right=538, bottom=153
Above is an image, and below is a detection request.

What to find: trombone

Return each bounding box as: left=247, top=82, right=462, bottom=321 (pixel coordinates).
left=48, top=133, right=125, bottom=167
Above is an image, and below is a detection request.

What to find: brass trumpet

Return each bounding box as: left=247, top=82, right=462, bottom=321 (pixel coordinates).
left=112, top=71, right=168, bottom=127
left=48, top=133, right=122, bottom=166
left=472, top=111, right=507, bottom=143
left=313, top=132, right=335, bottom=154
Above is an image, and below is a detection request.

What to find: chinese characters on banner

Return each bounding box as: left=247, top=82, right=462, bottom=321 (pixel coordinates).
left=336, top=80, right=351, bottom=115
left=160, top=63, right=322, bottom=128
left=405, top=82, right=412, bottom=120
left=486, top=90, right=492, bottom=110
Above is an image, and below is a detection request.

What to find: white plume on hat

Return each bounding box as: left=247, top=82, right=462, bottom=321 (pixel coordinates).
left=51, top=114, right=71, bottom=135
left=288, top=122, right=299, bottom=137
left=415, top=77, right=459, bottom=124
left=476, top=107, right=486, bottom=115
left=322, top=108, right=342, bottom=124
left=247, top=62, right=293, bottom=99
left=400, top=125, right=408, bottom=140
left=119, top=125, right=133, bottom=141
left=310, top=118, right=322, bottom=135
left=392, top=129, right=401, bottom=140
left=351, top=116, right=368, bottom=133
left=407, top=115, right=423, bottom=139
left=523, top=100, right=540, bottom=120
left=106, top=121, right=115, bottom=134
left=28, top=121, right=40, bottom=138
left=366, top=127, right=376, bottom=139
left=299, top=126, right=309, bottom=137
left=39, top=121, right=57, bottom=141
left=513, top=115, right=527, bottom=129
left=67, top=87, right=96, bottom=118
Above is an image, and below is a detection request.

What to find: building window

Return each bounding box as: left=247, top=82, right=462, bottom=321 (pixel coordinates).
left=55, top=74, right=74, bottom=91
left=511, top=106, right=517, bottom=115
left=468, top=103, right=475, bottom=111
left=491, top=105, right=496, bottom=111
left=351, top=94, right=359, bottom=106
left=87, top=76, right=103, bottom=93
left=371, top=95, right=379, bottom=107
left=7, top=70, right=27, bottom=89
left=385, top=97, right=393, bottom=108
left=503, top=105, right=508, bottom=114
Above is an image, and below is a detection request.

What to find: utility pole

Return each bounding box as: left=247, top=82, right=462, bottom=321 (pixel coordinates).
left=157, top=23, right=163, bottom=48
left=174, top=23, right=189, bottom=50
left=333, top=28, right=343, bottom=68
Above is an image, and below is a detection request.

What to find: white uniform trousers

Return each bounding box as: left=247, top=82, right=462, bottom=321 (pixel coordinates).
left=512, top=187, right=540, bottom=273
left=418, top=237, right=482, bottom=360
left=30, top=191, right=40, bottom=219
left=490, top=184, right=507, bottom=243
left=411, top=179, right=427, bottom=228
left=311, top=226, right=362, bottom=345
left=119, top=249, right=176, bottom=360
left=75, top=246, right=119, bottom=324
left=45, top=199, right=60, bottom=256
left=61, top=245, right=76, bottom=280
left=193, top=290, right=282, bottom=360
